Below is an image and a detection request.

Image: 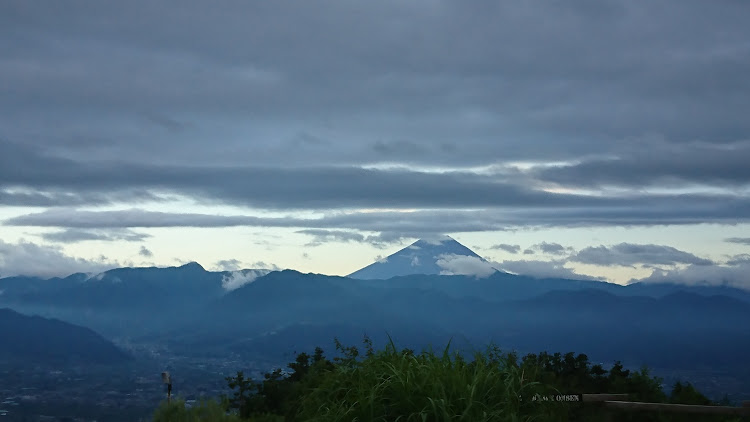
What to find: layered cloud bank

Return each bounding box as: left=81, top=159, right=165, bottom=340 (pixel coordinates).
left=1, top=1, right=749, bottom=284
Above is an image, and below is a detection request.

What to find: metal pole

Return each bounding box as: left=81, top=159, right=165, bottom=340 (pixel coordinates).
left=162, top=371, right=172, bottom=404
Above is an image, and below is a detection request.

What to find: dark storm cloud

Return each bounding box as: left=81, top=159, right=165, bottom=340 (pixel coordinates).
left=0, top=190, right=106, bottom=207
left=9, top=200, right=750, bottom=235
left=4, top=137, right=750, bottom=221
left=40, top=228, right=151, bottom=243
left=490, top=244, right=521, bottom=254
left=0, top=0, right=749, bottom=243
left=0, top=137, right=661, bottom=210
left=6, top=209, right=273, bottom=228
left=572, top=243, right=713, bottom=268
left=1, top=0, right=749, bottom=173
left=535, top=140, right=750, bottom=188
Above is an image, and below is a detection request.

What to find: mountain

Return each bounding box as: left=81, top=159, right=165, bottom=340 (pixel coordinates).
left=163, top=270, right=750, bottom=376
left=348, top=235, right=499, bottom=279
left=0, top=263, right=271, bottom=336
left=622, top=281, right=750, bottom=303
left=4, top=258, right=750, bottom=375
left=0, top=308, right=131, bottom=365
left=490, top=290, right=750, bottom=369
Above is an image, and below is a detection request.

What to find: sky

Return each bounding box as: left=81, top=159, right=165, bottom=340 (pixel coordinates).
left=1, top=1, right=750, bottom=287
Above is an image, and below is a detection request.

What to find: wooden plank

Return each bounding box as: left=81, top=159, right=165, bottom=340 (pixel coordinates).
left=604, top=400, right=750, bottom=416
left=581, top=394, right=629, bottom=402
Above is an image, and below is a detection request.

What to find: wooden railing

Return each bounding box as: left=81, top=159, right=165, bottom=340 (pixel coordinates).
left=579, top=393, right=750, bottom=420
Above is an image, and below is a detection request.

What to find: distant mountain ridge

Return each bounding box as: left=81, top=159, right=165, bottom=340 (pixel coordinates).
left=0, top=262, right=273, bottom=335
left=0, top=308, right=130, bottom=365
left=348, top=236, right=500, bottom=279
left=3, top=250, right=750, bottom=397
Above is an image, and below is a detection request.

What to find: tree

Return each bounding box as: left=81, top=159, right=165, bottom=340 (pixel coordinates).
left=224, top=371, right=256, bottom=418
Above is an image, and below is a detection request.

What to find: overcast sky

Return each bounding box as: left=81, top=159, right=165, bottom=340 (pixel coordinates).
left=1, top=1, right=749, bottom=287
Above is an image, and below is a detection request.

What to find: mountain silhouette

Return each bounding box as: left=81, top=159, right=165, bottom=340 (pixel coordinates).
left=0, top=308, right=131, bottom=365
left=348, top=235, right=499, bottom=280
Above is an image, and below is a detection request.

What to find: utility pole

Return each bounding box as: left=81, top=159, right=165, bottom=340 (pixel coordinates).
left=161, top=371, right=172, bottom=404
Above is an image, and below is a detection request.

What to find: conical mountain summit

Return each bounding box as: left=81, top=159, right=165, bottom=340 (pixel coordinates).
left=348, top=235, right=499, bottom=280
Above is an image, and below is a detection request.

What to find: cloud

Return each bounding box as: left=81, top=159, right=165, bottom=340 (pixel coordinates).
left=0, top=239, right=118, bottom=278
left=8, top=203, right=750, bottom=236
left=297, top=229, right=406, bottom=249
left=490, top=244, right=521, bottom=254
left=523, top=249, right=535, bottom=255
left=6, top=208, right=274, bottom=228
left=297, top=229, right=365, bottom=246
left=495, top=259, right=601, bottom=281
left=726, top=254, right=750, bottom=266
left=138, top=246, right=153, bottom=257
left=572, top=243, right=713, bottom=267
left=726, top=237, right=750, bottom=246
left=410, top=256, right=420, bottom=267
left=220, top=269, right=272, bottom=291
left=1, top=0, right=749, bottom=246
left=634, top=263, right=750, bottom=290
left=215, top=259, right=242, bottom=271
left=250, top=261, right=280, bottom=271
left=532, top=242, right=573, bottom=256
left=0, top=189, right=113, bottom=207
left=435, top=254, right=496, bottom=278
left=0, top=141, right=625, bottom=210
left=421, top=235, right=454, bottom=246
left=2, top=141, right=750, bottom=228
left=535, top=140, right=750, bottom=189
left=3, top=2, right=748, bottom=168
left=40, top=228, right=151, bottom=243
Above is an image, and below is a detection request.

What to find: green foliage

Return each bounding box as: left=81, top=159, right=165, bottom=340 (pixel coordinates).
left=224, top=345, right=335, bottom=419
left=670, top=381, right=713, bottom=405
left=225, top=371, right=256, bottom=418
left=295, top=338, right=559, bottom=422
left=162, top=338, right=741, bottom=422
left=153, top=398, right=243, bottom=422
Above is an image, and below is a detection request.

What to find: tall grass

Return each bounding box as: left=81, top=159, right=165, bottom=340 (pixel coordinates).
left=153, top=399, right=283, bottom=422
left=295, top=339, right=562, bottom=422
left=153, top=399, right=242, bottom=422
